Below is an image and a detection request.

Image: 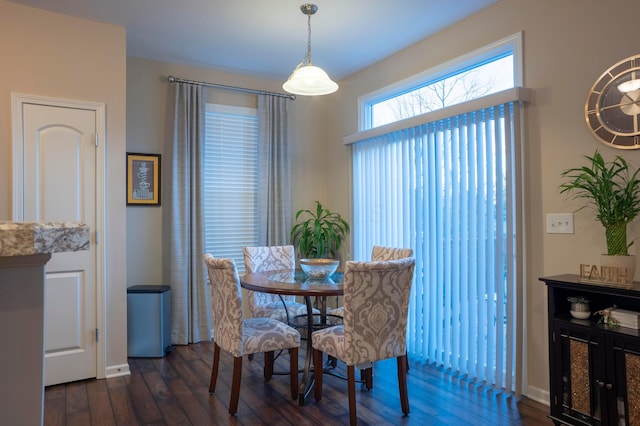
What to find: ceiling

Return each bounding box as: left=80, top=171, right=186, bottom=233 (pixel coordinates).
left=9, top=0, right=498, bottom=80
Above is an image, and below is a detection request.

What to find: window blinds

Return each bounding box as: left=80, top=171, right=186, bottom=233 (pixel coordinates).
left=352, top=92, right=527, bottom=393
left=203, top=105, right=259, bottom=273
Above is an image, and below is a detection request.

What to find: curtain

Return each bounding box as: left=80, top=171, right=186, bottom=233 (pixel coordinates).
left=352, top=98, right=525, bottom=393
left=164, top=82, right=212, bottom=344
left=257, top=94, right=292, bottom=246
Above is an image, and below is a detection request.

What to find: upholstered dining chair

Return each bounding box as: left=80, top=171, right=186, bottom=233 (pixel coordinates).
left=243, top=245, right=315, bottom=323
left=371, top=245, right=414, bottom=261
left=328, top=245, right=413, bottom=319
left=204, top=255, right=300, bottom=414
left=312, top=257, right=416, bottom=426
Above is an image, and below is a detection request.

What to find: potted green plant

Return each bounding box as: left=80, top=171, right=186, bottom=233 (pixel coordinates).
left=290, top=200, right=350, bottom=259
left=560, top=150, right=640, bottom=281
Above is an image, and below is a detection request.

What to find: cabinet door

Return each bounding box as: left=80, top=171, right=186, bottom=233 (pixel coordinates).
left=608, top=334, right=640, bottom=426
left=552, top=322, right=605, bottom=425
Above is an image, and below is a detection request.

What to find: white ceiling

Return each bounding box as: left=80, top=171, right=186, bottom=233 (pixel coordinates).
left=9, top=0, right=498, bottom=80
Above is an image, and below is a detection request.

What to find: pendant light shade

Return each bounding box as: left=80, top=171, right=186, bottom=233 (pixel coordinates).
left=283, top=4, right=338, bottom=96
left=283, top=64, right=338, bottom=96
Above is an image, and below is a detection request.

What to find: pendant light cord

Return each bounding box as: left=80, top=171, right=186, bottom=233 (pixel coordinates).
left=306, top=12, right=313, bottom=65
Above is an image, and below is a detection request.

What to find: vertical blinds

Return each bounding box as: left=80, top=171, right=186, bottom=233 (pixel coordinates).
left=352, top=98, right=525, bottom=393
left=203, top=104, right=259, bottom=273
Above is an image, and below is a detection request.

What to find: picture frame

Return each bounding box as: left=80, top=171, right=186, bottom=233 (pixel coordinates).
left=126, top=153, right=161, bottom=206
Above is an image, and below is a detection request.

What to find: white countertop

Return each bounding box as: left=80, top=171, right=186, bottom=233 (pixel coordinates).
left=0, top=221, right=90, bottom=257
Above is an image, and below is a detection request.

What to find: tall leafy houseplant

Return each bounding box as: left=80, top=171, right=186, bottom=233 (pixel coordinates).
left=560, top=150, right=640, bottom=256
left=290, top=201, right=350, bottom=259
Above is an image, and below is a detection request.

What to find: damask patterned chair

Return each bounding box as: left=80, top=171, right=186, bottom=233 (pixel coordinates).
left=328, top=245, right=413, bottom=319
left=243, top=245, right=315, bottom=323
left=204, top=255, right=300, bottom=414
left=371, top=245, right=414, bottom=262
left=312, top=257, right=416, bottom=426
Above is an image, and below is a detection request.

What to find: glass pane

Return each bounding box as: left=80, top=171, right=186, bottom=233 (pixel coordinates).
left=570, top=339, right=591, bottom=416
left=625, top=352, right=640, bottom=425
left=371, top=55, right=514, bottom=128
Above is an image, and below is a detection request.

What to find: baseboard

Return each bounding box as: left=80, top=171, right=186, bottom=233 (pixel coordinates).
left=105, top=363, right=131, bottom=378
left=525, top=384, right=550, bottom=406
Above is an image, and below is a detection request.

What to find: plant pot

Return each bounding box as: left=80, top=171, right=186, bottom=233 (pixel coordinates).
left=600, top=254, right=636, bottom=285
left=605, top=223, right=629, bottom=256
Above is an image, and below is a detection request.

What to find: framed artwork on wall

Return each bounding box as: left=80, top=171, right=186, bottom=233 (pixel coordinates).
left=126, top=153, right=161, bottom=206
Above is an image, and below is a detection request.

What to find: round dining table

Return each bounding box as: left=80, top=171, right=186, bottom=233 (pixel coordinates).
left=240, top=269, right=344, bottom=405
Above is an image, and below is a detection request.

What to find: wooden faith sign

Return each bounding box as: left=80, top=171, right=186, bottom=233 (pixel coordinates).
left=579, top=264, right=633, bottom=286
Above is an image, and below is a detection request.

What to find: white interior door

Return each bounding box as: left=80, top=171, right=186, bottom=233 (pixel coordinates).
left=21, top=102, right=98, bottom=386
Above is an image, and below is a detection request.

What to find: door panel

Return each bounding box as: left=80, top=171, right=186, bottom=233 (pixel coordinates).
left=553, top=323, right=604, bottom=424
left=45, top=271, right=84, bottom=350
left=610, top=335, right=640, bottom=426
left=22, top=103, right=97, bottom=386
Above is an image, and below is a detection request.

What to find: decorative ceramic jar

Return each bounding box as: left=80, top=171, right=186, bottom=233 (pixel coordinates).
left=568, top=296, right=591, bottom=319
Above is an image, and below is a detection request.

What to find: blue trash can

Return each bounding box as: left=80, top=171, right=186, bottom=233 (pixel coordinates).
left=127, top=285, right=172, bottom=357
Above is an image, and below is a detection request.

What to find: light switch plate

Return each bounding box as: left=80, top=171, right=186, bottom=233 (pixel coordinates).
left=547, top=213, right=574, bottom=234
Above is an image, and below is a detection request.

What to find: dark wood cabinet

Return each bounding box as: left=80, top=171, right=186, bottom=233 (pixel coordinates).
left=540, top=274, right=640, bottom=425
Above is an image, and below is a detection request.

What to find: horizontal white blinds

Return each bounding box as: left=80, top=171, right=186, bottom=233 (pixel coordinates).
left=352, top=96, right=526, bottom=393
left=203, top=105, right=259, bottom=273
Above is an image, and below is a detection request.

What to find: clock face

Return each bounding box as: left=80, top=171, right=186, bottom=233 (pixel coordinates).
left=586, top=54, right=640, bottom=149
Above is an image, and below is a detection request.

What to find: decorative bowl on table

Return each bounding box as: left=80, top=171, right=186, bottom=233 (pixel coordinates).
left=300, top=258, right=339, bottom=279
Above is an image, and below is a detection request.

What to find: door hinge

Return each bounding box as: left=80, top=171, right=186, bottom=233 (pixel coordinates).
left=552, top=331, right=556, bottom=342
left=96, top=328, right=99, bottom=342
left=95, top=230, right=99, bottom=244
left=95, top=134, right=99, bottom=147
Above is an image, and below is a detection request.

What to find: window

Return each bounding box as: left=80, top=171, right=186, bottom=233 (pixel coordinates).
left=349, top=34, right=527, bottom=393
left=361, top=33, right=522, bottom=130
left=203, top=104, right=258, bottom=273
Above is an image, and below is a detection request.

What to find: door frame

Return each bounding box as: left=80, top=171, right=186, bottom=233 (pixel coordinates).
left=11, top=93, right=107, bottom=380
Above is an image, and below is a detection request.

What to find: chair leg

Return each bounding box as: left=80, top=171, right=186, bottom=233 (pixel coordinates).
left=328, top=355, right=337, bottom=368
left=359, top=362, right=373, bottom=390
left=347, top=365, right=357, bottom=426
left=264, top=351, right=274, bottom=381
left=289, top=347, right=299, bottom=400
left=363, top=366, right=373, bottom=390
left=397, top=355, right=410, bottom=415
left=229, top=356, right=243, bottom=414
left=313, top=349, right=324, bottom=401
left=209, top=342, right=221, bottom=393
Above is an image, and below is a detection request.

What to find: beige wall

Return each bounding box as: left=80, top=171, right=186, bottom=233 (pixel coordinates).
left=0, top=1, right=128, bottom=376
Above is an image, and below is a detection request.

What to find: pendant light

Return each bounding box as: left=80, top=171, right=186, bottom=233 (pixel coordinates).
left=283, top=4, right=338, bottom=96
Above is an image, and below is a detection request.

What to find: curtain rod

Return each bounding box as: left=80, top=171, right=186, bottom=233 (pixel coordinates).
left=167, top=76, right=295, bottom=100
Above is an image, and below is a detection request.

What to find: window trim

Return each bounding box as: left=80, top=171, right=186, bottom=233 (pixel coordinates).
left=357, top=32, right=523, bottom=131
left=206, top=103, right=256, bottom=117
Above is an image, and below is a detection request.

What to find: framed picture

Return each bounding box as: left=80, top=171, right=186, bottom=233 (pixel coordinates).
left=126, top=153, right=161, bottom=206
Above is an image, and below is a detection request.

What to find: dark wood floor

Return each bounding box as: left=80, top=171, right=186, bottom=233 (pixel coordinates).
left=44, top=341, right=552, bottom=425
